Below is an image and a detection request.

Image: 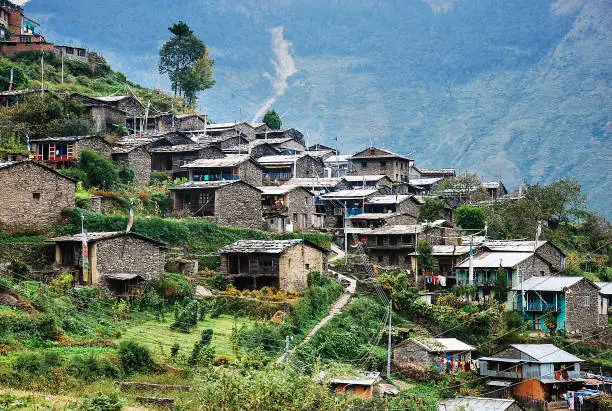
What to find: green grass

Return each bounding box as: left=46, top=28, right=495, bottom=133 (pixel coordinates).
left=116, top=315, right=252, bottom=359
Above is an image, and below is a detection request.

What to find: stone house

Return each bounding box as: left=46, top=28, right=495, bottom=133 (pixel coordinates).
left=328, top=371, right=380, bottom=400
left=0, top=160, right=75, bottom=228
left=364, top=195, right=423, bottom=219
left=54, top=45, right=88, bottom=62
left=324, top=154, right=353, bottom=178
left=259, top=153, right=324, bottom=184
left=251, top=137, right=305, bottom=154
left=255, top=128, right=306, bottom=147
left=350, top=147, right=413, bottom=182
left=174, top=114, right=207, bottom=131
left=596, top=282, right=612, bottom=324
left=510, top=276, right=605, bottom=334
left=283, top=177, right=352, bottom=195
left=393, top=337, right=475, bottom=368
left=111, top=145, right=151, bottom=185
left=319, top=188, right=382, bottom=228
left=219, top=239, right=328, bottom=291
left=259, top=186, right=323, bottom=233
left=348, top=212, right=418, bottom=230
left=72, top=94, right=145, bottom=117
left=30, top=135, right=113, bottom=168
left=181, top=154, right=263, bottom=186
left=479, top=344, right=584, bottom=402
left=361, top=224, right=421, bottom=268
left=88, top=105, right=127, bottom=133
left=410, top=167, right=456, bottom=180
left=205, top=122, right=258, bottom=141
left=483, top=181, right=508, bottom=200
left=455, top=251, right=556, bottom=303
left=170, top=180, right=262, bottom=229
left=50, top=232, right=164, bottom=296
left=223, top=142, right=280, bottom=159
left=148, top=144, right=225, bottom=179
left=344, top=174, right=393, bottom=190
left=484, top=240, right=566, bottom=273
left=406, top=177, right=444, bottom=195
left=408, top=245, right=471, bottom=287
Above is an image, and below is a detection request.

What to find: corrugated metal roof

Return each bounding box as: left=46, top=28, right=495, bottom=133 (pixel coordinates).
left=323, top=154, right=351, bottom=163
left=510, top=344, right=583, bottom=363
left=321, top=189, right=379, bottom=199
left=430, top=245, right=471, bottom=256
left=284, top=177, right=344, bottom=187
left=417, top=168, right=455, bottom=175
left=596, top=282, right=612, bottom=295
left=456, top=252, right=533, bottom=268
left=410, top=337, right=475, bottom=352
left=148, top=144, right=205, bottom=153
left=348, top=212, right=400, bottom=220
left=484, top=240, right=548, bottom=252
left=258, top=186, right=310, bottom=196
left=511, top=276, right=586, bottom=292
left=181, top=154, right=252, bottom=168
left=366, top=195, right=413, bottom=205
left=408, top=177, right=443, bottom=186
left=343, top=174, right=388, bottom=182
left=257, top=154, right=312, bottom=165
left=438, top=397, right=517, bottom=411
left=30, top=135, right=96, bottom=143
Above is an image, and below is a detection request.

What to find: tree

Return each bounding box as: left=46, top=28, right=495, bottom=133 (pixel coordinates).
left=159, top=21, right=215, bottom=107
left=493, top=267, right=508, bottom=304
left=418, top=198, right=445, bottom=222
left=454, top=205, right=486, bottom=230
left=0, top=64, right=28, bottom=91
left=417, top=240, right=435, bottom=274
left=79, top=149, right=118, bottom=189
left=436, top=172, right=489, bottom=203
left=263, top=110, right=282, bottom=130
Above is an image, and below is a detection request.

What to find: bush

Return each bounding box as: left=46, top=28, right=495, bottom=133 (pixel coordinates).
left=118, top=340, right=153, bottom=374
left=13, top=351, right=62, bottom=374
left=454, top=206, right=486, bottom=230
left=79, top=391, right=123, bottom=411
left=58, top=167, right=88, bottom=183
left=213, top=354, right=233, bottom=366
left=171, top=300, right=199, bottom=333
left=171, top=342, right=180, bottom=357
left=7, top=260, right=29, bottom=279
left=200, top=329, right=213, bottom=346
left=79, top=149, right=119, bottom=189
left=68, top=354, right=120, bottom=382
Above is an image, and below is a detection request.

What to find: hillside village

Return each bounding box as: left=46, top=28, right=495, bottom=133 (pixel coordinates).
left=0, top=2, right=610, bottom=410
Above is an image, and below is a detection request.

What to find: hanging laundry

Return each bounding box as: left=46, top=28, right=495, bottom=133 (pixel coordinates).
left=439, top=276, right=447, bottom=287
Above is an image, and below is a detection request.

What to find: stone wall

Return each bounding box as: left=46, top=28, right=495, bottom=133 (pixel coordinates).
left=519, top=255, right=554, bottom=281
left=178, top=116, right=206, bottom=131
left=565, top=279, right=604, bottom=334
left=286, top=187, right=317, bottom=231
left=278, top=244, right=324, bottom=292
left=88, top=106, right=126, bottom=133
left=536, top=242, right=565, bottom=272
left=387, top=214, right=418, bottom=225
left=420, top=227, right=458, bottom=246
left=127, top=147, right=151, bottom=185
left=296, top=156, right=324, bottom=179
left=370, top=250, right=412, bottom=268
left=351, top=151, right=412, bottom=182
left=0, top=242, right=55, bottom=270
left=95, top=235, right=164, bottom=283
left=239, top=160, right=264, bottom=186
left=0, top=162, right=75, bottom=228
left=116, top=98, right=144, bottom=116
left=74, top=137, right=113, bottom=160
left=393, top=343, right=432, bottom=366
left=200, top=146, right=226, bottom=159
left=215, top=182, right=262, bottom=229
left=398, top=198, right=421, bottom=218
left=250, top=144, right=279, bottom=158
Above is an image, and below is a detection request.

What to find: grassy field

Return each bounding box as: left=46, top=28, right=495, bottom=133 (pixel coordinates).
left=116, top=315, right=252, bottom=359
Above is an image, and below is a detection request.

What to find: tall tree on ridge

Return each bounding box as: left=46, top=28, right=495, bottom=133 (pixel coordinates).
left=159, top=21, right=215, bottom=107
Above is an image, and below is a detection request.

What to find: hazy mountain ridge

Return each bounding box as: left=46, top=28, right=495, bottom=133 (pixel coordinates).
left=26, top=0, right=611, bottom=215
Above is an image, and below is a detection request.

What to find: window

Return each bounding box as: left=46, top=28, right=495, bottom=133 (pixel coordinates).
left=377, top=236, right=384, bottom=246
left=583, top=295, right=590, bottom=307
left=361, top=162, right=367, bottom=169
left=389, top=236, right=398, bottom=246
left=239, top=256, right=249, bottom=273
left=377, top=255, right=384, bottom=263
left=305, top=264, right=310, bottom=270
left=32, top=193, right=41, bottom=201
left=380, top=161, right=386, bottom=167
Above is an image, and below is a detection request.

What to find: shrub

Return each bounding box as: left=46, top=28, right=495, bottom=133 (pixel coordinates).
left=171, top=300, right=199, bottom=333
left=7, top=260, right=29, bottom=279
left=213, top=354, right=233, bottom=366
left=454, top=206, right=486, bottom=230
left=13, top=351, right=62, bottom=374
left=58, top=167, right=88, bottom=182
left=170, top=342, right=180, bottom=357
left=200, top=329, right=213, bottom=346
left=79, top=391, right=123, bottom=411
left=118, top=340, right=153, bottom=374
left=68, top=354, right=120, bottom=382
left=79, top=149, right=119, bottom=189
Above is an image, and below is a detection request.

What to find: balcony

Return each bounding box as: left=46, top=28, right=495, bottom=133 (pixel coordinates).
left=480, top=369, right=519, bottom=379
left=368, top=241, right=415, bottom=250
left=192, top=174, right=239, bottom=182
left=263, top=205, right=289, bottom=215
left=263, top=172, right=293, bottom=182
left=514, top=300, right=560, bottom=312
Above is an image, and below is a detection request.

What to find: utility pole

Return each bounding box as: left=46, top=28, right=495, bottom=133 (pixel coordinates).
left=386, top=300, right=392, bottom=380
left=61, top=51, right=64, bottom=84
left=285, top=335, right=290, bottom=361
left=40, top=54, right=44, bottom=93
left=8, top=67, right=13, bottom=92
left=344, top=206, right=348, bottom=264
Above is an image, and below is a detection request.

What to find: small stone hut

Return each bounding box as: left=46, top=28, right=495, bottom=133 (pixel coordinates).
left=219, top=239, right=328, bottom=292
left=393, top=337, right=475, bottom=368
left=50, top=232, right=165, bottom=296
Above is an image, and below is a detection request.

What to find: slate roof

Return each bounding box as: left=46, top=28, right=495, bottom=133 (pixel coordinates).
left=484, top=240, right=558, bottom=253
left=258, top=154, right=315, bottom=165
left=408, top=177, right=443, bottom=186
left=219, top=239, right=327, bottom=254
left=0, top=160, right=78, bottom=182
left=483, top=181, right=503, bottom=189
left=181, top=154, right=252, bottom=168
left=351, top=147, right=412, bottom=161
left=438, top=398, right=518, bottom=411
left=510, top=344, right=583, bottom=363
left=323, top=154, right=352, bottom=163
left=511, top=276, right=592, bottom=292
left=347, top=212, right=402, bottom=220
left=95, top=95, right=132, bottom=102
left=147, top=144, right=205, bottom=153
left=416, top=168, right=455, bottom=175
left=456, top=251, right=533, bottom=268
left=51, top=231, right=163, bottom=246
left=29, top=135, right=97, bottom=143
left=409, top=245, right=471, bottom=256
left=169, top=180, right=259, bottom=191
left=367, top=225, right=423, bottom=235
left=251, top=137, right=294, bottom=146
